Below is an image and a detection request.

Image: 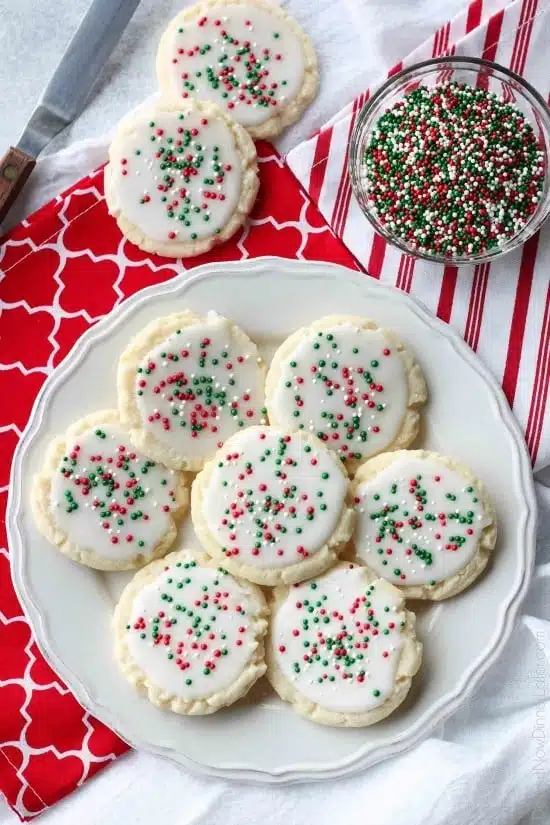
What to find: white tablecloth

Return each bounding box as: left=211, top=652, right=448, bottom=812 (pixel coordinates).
left=1, top=1, right=549, bottom=823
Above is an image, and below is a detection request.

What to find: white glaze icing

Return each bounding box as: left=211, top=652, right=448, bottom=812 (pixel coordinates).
left=354, top=457, right=491, bottom=586
left=50, top=424, right=179, bottom=562
left=108, top=109, right=242, bottom=243
left=201, top=427, right=348, bottom=569
left=270, top=325, right=409, bottom=466
left=272, top=566, right=407, bottom=713
left=126, top=556, right=261, bottom=699
left=135, top=314, right=265, bottom=461
left=161, top=5, right=305, bottom=127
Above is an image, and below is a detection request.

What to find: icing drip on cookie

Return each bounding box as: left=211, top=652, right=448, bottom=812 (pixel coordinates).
left=50, top=425, right=179, bottom=561
left=135, top=315, right=266, bottom=461
left=202, top=427, right=348, bottom=569
left=270, top=325, right=408, bottom=465
left=161, top=6, right=305, bottom=127
left=108, top=109, right=242, bottom=243
left=126, top=558, right=261, bottom=699
left=272, top=566, right=407, bottom=713
left=354, top=457, right=491, bottom=586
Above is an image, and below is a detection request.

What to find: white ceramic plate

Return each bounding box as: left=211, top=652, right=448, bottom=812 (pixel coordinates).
left=8, top=258, right=536, bottom=783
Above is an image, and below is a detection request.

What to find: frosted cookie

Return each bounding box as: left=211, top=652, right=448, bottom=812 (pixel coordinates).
left=352, top=450, right=497, bottom=600
left=118, top=311, right=266, bottom=471
left=266, top=316, right=427, bottom=474
left=31, top=411, right=189, bottom=571
left=267, top=562, right=422, bottom=727
left=192, top=425, right=355, bottom=586
left=156, top=0, right=318, bottom=139
left=114, top=548, right=268, bottom=714
left=104, top=99, right=258, bottom=257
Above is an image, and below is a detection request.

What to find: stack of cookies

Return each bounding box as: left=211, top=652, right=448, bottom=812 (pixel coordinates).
left=33, top=311, right=497, bottom=727
left=104, top=0, right=319, bottom=258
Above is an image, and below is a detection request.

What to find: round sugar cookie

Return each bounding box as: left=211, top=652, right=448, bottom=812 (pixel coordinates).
left=191, top=425, right=356, bottom=586
left=104, top=100, right=258, bottom=257
left=118, top=311, right=267, bottom=471
left=266, top=562, right=422, bottom=727
left=114, top=548, right=268, bottom=714
left=351, top=450, right=497, bottom=600
left=266, top=315, right=427, bottom=475
left=31, top=410, right=189, bottom=571
left=156, top=0, right=318, bottom=138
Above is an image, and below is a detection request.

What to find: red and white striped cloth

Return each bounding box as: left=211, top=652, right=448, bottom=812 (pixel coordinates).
left=287, top=0, right=550, bottom=471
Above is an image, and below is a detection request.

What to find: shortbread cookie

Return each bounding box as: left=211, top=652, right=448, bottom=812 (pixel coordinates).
left=118, top=311, right=266, bottom=471
left=156, top=0, right=318, bottom=139
left=267, top=562, right=422, bottom=727
left=104, top=99, right=258, bottom=257
left=352, top=450, right=497, bottom=600
left=192, top=425, right=355, bottom=586
left=114, top=548, right=268, bottom=714
left=266, top=315, right=427, bottom=474
left=31, top=410, right=189, bottom=571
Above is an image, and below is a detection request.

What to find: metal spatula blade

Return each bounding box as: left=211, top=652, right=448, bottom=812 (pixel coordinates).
left=0, top=0, right=140, bottom=223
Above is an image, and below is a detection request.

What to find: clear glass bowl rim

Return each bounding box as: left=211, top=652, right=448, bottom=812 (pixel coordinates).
left=348, top=55, right=550, bottom=265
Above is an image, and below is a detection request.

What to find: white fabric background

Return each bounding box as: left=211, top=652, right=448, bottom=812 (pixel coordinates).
left=0, top=1, right=549, bottom=823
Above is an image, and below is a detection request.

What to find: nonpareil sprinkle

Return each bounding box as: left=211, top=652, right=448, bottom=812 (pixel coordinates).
left=362, top=81, right=545, bottom=257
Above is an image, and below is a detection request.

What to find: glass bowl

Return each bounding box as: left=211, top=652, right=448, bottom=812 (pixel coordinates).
left=349, top=56, right=550, bottom=265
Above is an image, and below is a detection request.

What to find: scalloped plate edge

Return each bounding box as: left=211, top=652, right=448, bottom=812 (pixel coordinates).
left=8, top=257, right=537, bottom=783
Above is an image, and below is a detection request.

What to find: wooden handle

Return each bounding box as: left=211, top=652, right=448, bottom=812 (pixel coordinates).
left=0, top=147, right=36, bottom=224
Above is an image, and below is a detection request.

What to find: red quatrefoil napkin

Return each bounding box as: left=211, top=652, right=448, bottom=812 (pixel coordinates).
left=0, top=142, right=359, bottom=821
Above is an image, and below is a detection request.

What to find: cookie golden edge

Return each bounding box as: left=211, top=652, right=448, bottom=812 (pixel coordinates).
left=265, top=563, right=423, bottom=727
left=31, top=409, right=190, bottom=571
left=104, top=98, right=259, bottom=258
left=117, top=312, right=267, bottom=472
left=351, top=449, right=498, bottom=601
left=113, top=547, right=269, bottom=715
left=156, top=0, right=319, bottom=139
left=265, top=315, right=428, bottom=477
left=191, top=425, right=357, bottom=586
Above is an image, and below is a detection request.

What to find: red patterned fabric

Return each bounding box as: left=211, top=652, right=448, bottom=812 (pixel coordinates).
left=0, top=142, right=359, bottom=821
left=286, top=0, right=550, bottom=470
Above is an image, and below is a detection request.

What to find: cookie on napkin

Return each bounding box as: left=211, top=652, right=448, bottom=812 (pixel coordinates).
left=105, top=100, right=258, bottom=257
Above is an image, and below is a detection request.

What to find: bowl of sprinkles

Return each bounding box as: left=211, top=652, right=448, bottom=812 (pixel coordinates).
left=349, top=56, right=550, bottom=263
